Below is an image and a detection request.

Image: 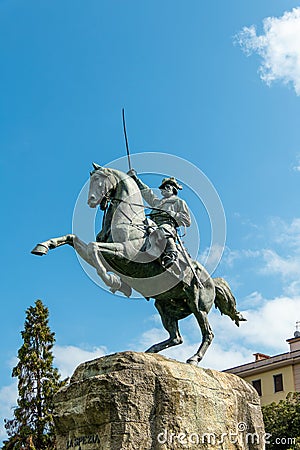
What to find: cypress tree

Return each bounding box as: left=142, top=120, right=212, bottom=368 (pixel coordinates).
left=3, top=300, right=64, bottom=450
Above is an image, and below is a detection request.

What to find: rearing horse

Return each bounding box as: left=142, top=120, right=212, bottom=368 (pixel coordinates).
left=32, top=164, right=245, bottom=365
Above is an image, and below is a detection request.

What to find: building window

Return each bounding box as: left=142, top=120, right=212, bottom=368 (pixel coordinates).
left=273, top=374, right=283, bottom=392
left=252, top=379, right=262, bottom=396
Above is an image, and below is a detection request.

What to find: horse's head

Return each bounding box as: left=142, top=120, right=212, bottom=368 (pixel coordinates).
left=87, top=163, right=117, bottom=210
left=87, top=162, right=147, bottom=249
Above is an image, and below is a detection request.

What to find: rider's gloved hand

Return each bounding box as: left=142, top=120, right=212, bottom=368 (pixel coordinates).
left=127, top=169, right=138, bottom=180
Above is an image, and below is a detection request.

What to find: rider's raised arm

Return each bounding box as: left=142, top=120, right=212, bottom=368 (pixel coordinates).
left=127, top=170, right=159, bottom=207
left=135, top=178, right=160, bottom=207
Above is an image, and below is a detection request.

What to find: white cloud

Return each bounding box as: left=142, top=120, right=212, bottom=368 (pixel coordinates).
left=218, top=217, right=300, bottom=284
left=165, top=340, right=251, bottom=372
left=209, top=293, right=299, bottom=361
left=257, top=217, right=300, bottom=280
left=242, top=291, right=266, bottom=309
left=284, top=280, right=300, bottom=296
left=202, top=343, right=251, bottom=371
left=198, top=244, right=225, bottom=272
left=209, top=295, right=300, bottom=353
left=133, top=323, right=251, bottom=371
left=241, top=296, right=300, bottom=351
left=0, top=383, right=17, bottom=417
left=235, top=7, right=300, bottom=95
left=0, top=345, right=108, bottom=444
left=134, top=290, right=300, bottom=373
left=292, top=155, right=300, bottom=172
left=223, top=248, right=260, bottom=267
left=0, top=382, right=17, bottom=443
left=262, top=249, right=300, bottom=279
left=221, top=248, right=241, bottom=267
left=233, top=213, right=259, bottom=230
left=54, top=345, right=107, bottom=379
left=269, top=217, right=300, bottom=249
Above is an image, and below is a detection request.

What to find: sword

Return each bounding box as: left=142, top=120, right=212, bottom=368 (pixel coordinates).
left=176, top=235, right=204, bottom=289
left=122, top=108, right=132, bottom=171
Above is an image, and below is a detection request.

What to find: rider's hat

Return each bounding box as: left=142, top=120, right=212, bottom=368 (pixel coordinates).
left=159, top=177, right=182, bottom=190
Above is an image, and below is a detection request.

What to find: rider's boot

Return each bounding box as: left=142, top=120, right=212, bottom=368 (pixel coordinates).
left=162, top=236, right=178, bottom=269
left=162, top=251, right=178, bottom=269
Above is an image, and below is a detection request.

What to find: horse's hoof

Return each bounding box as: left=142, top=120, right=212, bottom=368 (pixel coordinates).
left=145, top=347, right=156, bottom=353
left=31, top=243, right=49, bottom=256
left=119, top=281, right=132, bottom=298
left=186, top=357, right=199, bottom=366
left=234, top=313, right=247, bottom=327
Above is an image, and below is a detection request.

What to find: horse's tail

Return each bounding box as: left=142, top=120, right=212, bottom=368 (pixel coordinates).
left=213, top=277, right=246, bottom=326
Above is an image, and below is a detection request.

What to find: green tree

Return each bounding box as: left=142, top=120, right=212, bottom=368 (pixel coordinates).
left=262, top=392, right=300, bottom=449
left=3, top=300, right=64, bottom=450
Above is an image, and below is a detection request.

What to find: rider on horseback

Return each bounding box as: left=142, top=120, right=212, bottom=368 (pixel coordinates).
left=128, top=169, right=191, bottom=268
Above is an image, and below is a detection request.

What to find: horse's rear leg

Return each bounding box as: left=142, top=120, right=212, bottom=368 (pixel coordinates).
left=186, top=309, right=214, bottom=365
left=31, top=234, right=75, bottom=255
left=145, top=300, right=183, bottom=353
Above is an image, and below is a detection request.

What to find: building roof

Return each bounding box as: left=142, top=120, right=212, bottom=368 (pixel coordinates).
left=224, top=349, right=300, bottom=377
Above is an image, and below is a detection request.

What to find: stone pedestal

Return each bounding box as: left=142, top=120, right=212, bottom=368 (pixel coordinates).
left=53, top=351, right=265, bottom=449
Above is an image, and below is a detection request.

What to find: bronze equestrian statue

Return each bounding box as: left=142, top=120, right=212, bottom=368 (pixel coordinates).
left=32, top=164, right=245, bottom=365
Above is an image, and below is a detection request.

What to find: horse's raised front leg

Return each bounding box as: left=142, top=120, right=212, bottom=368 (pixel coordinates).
left=32, top=235, right=132, bottom=297
left=74, top=238, right=132, bottom=298
left=145, top=300, right=183, bottom=353
left=31, top=234, right=75, bottom=255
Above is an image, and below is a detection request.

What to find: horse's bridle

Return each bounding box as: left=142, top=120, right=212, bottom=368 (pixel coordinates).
left=91, top=169, right=118, bottom=211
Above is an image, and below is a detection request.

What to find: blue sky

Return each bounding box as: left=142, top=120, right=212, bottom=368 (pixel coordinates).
left=1, top=0, right=300, bottom=442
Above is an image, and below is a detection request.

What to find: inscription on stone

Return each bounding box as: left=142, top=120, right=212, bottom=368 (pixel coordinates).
left=66, top=434, right=100, bottom=448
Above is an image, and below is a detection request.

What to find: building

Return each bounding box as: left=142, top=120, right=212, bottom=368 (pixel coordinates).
left=224, top=331, right=300, bottom=406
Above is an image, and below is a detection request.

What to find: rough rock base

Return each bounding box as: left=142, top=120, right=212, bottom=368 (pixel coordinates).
left=53, top=351, right=265, bottom=449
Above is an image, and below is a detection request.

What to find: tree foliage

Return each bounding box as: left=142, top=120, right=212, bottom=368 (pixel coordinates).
left=3, top=300, right=64, bottom=450
left=262, top=392, right=300, bottom=450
